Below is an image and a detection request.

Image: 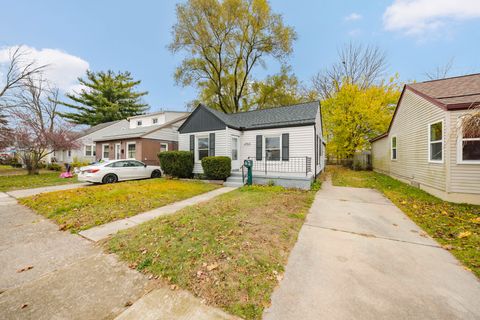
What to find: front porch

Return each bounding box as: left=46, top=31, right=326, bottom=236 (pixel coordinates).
left=225, top=156, right=316, bottom=189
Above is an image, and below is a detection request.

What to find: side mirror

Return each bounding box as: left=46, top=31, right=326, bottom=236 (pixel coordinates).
left=144, top=164, right=147, bottom=168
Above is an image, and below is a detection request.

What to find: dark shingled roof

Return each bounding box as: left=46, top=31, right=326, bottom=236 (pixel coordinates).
left=202, top=101, right=320, bottom=130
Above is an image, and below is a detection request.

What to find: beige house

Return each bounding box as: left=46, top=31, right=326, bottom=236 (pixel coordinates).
left=371, top=74, right=480, bottom=205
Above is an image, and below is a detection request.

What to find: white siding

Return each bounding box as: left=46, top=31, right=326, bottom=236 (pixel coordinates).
left=242, top=126, right=315, bottom=176
left=448, top=110, right=480, bottom=194
left=179, top=130, right=227, bottom=173
left=144, top=121, right=185, bottom=141
left=372, top=89, right=446, bottom=191
left=371, top=136, right=390, bottom=173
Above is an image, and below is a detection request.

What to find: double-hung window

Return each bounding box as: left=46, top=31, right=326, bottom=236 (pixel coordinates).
left=160, top=143, right=168, bottom=153
left=198, top=136, right=209, bottom=160
left=85, top=145, right=93, bottom=157
left=458, top=116, right=480, bottom=163
left=429, top=121, right=443, bottom=162
left=391, top=136, right=397, bottom=160
left=152, top=118, right=158, bottom=124
left=265, top=136, right=281, bottom=161
left=127, top=142, right=136, bottom=159
left=102, top=144, right=110, bottom=159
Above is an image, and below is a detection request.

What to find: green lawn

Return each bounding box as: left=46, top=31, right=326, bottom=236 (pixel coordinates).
left=0, top=171, right=77, bottom=192
left=20, top=178, right=220, bottom=232
left=107, top=186, right=315, bottom=320
left=329, top=165, right=480, bottom=278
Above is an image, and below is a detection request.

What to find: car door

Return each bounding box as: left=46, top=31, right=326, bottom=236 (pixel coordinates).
left=125, top=160, right=147, bottom=179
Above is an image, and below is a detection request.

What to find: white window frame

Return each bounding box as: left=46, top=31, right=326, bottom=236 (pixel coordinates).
left=160, top=143, right=169, bottom=152
left=428, top=120, right=444, bottom=164
left=126, top=142, right=136, bottom=159
left=391, top=136, right=397, bottom=160
left=102, top=144, right=110, bottom=160
left=196, top=135, right=209, bottom=162
left=231, top=136, right=239, bottom=161
left=85, top=145, right=93, bottom=157
left=264, top=135, right=282, bottom=161
left=457, top=116, right=480, bottom=164
left=152, top=118, right=158, bottom=124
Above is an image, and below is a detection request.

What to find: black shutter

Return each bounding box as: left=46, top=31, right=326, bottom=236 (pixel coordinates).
left=209, top=133, right=215, bottom=156
left=256, top=135, right=262, bottom=160
left=282, top=133, right=289, bottom=161
left=189, top=135, right=195, bottom=158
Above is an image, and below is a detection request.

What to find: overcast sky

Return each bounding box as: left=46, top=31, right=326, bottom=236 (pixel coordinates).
left=1, top=0, right=479, bottom=112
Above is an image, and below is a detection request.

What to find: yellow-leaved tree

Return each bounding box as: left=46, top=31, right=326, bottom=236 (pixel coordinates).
left=322, top=77, right=401, bottom=160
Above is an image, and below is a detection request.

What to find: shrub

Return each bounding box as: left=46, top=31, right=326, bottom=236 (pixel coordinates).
left=201, top=156, right=231, bottom=180
left=71, top=160, right=90, bottom=169
left=158, top=151, right=193, bottom=178
left=47, top=163, right=62, bottom=171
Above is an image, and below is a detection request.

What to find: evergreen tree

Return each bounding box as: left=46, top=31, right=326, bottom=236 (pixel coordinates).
left=59, top=70, right=149, bottom=125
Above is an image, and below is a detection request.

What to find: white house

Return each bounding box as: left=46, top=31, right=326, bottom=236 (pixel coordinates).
left=178, top=102, right=325, bottom=189
left=49, top=120, right=129, bottom=164
left=370, top=73, right=480, bottom=205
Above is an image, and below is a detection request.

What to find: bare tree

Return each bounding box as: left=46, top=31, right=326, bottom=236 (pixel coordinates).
left=424, top=57, right=455, bottom=80
left=6, top=76, right=78, bottom=174
left=0, top=45, right=47, bottom=99
left=312, top=42, right=388, bottom=99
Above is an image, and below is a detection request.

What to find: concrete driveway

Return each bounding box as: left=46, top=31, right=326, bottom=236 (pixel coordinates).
left=264, top=180, right=480, bottom=320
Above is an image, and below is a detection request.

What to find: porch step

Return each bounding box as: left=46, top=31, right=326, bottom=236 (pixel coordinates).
left=223, top=181, right=244, bottom=188
left=230, top=171, right=243, bottom=177
left=226, top=176, right=243, bottom=183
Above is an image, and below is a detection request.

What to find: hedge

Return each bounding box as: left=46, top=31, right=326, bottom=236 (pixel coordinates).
left=201, top=156, right=231, bottom=180
left=158, top=151, right=193, bottom=178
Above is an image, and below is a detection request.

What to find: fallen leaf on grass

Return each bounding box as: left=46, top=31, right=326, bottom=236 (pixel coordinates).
left=206, top=263, right=218, bottom=271
left=457, top=231, right=472, bottom=239
left=58, top=224, right=67, bottom=231
left=21, top=304, right=28, bottom=309
left=170, top=284, right=178, bottom=290
left=442, top=244, right=454, bottom=250
left=471, top=217, right=480, bottom=224
left=16, top=265, right=33, bottom=273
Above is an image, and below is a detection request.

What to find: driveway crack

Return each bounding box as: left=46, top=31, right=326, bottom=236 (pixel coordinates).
left=304, top=223, right=442, bottom=249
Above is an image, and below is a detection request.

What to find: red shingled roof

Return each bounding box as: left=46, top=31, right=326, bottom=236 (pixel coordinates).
left=370, top=73, right=480, bottom=142
left=407, top=73, right=480, bottom=110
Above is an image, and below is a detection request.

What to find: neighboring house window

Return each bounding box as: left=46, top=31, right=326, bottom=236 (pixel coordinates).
left=231, top=137, right=238, bottom=161
left=160, top=143, right=168, bottom=152
left=127, top=142, right=136, bottom=159
left=137, top=120, right=142, bottom=126
left=68, top=150, right=71, bottom=157
left=102, top=144, right=110, bottom=159
left=198, top=136, right=209, bottom=160
left=391, top=136, right=397, bottom=160
left=265, top=136, right=281, bottom=161
left=429, top=121, right=443, bottom=162
left=458, top=116, right=480, bottom=163
left=85, top=145, right=93, bottom=156
left=152, top=118, right=158, bottom=124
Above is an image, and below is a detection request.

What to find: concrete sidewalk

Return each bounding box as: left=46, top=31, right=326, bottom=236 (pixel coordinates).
left=0, top=193, right=237, bottom=320
left=80, top=186, right=236, bottom=242
left=264, top=180, right=480, bottom=320
left=6, top=182, right=89, bottom=198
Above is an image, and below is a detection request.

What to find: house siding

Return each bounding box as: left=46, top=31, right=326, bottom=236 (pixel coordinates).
left=448, top=110, right=480, bottom=195
left=179, top=129, right=227, bottom=173
left=371, top=136, right=390, bottom=173
left=372, top=89, right=446, bottom=191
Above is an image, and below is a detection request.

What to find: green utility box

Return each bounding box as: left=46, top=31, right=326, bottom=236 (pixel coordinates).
left=243, top=159, right=253, bottom=185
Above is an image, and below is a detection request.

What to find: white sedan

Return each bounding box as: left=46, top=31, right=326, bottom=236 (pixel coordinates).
left=77, top=159, right=162, bottom=184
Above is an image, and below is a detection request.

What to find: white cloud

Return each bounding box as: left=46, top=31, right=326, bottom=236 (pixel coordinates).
left=0, top=45, right=89, bottom=93
left=345, top=13, right=362, bottom=21
left=383, top=0, right=480, bottom=36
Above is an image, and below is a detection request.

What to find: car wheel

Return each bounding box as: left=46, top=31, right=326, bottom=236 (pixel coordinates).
left=102, top=173, right=118, bottom=184
left=151, top=170, right=161, bottom=178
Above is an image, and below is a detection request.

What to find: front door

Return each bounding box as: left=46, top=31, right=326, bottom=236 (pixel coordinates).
left=115, top=143, right=121, bottom=160
left=230, top=136, right=240, bottom=170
